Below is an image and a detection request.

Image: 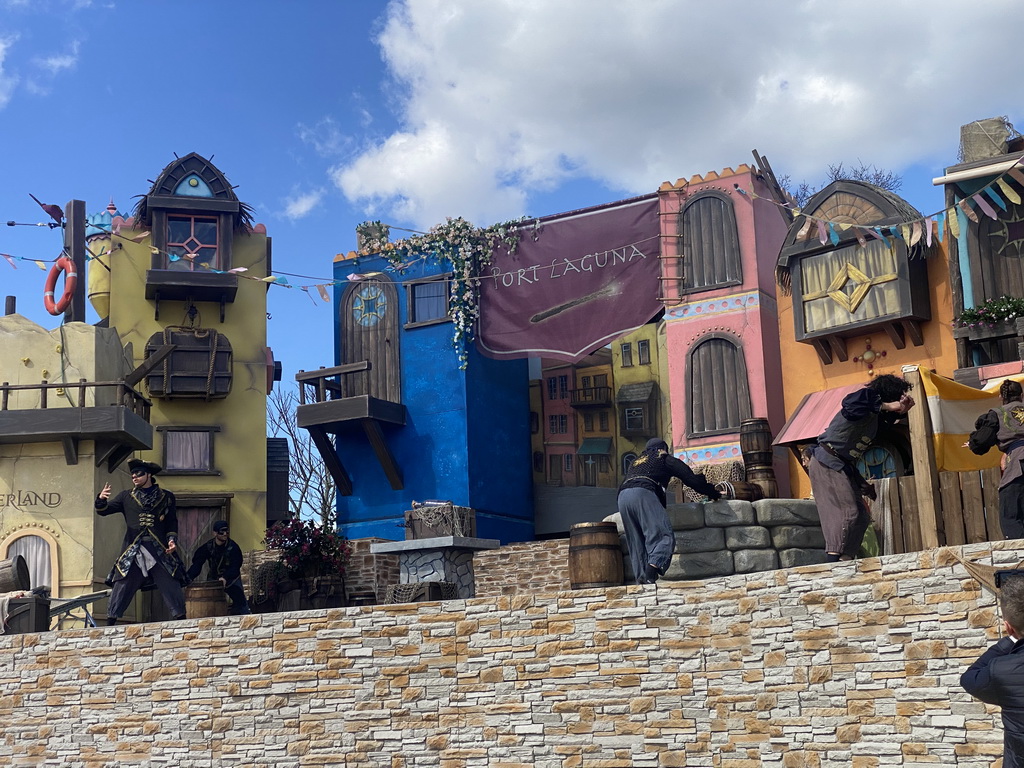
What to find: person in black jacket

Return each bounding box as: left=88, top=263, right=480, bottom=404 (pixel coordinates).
left=96, top=459, right=187, bottom=625
left=185, top=520, right=251, bottom=615
left=618, top=438, right=721, bottom=584
left=962, top=572, right=1024, bottom=767
left=968, top=379, right=1024, bottom=539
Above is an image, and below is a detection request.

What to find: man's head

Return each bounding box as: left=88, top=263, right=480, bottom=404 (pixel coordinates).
left=127, top=459, right=161, bottom=489
left=1002, top=573, right=1024, bottom=637
left=645, top=438, right=669, bottom=454
left=1000, top=379, right=1024, bottom=405
left=212, top=520, right=229, bottom=542
left=866, top=373, right=913, bottom=403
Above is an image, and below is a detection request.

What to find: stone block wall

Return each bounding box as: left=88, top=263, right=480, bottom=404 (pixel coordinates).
left=0, top=542, right=1011, bottom=766
left=475, top=538, right=570, bottom=597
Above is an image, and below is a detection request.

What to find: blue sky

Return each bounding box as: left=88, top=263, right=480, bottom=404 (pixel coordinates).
left=1, top=0, right=1023, bottom=379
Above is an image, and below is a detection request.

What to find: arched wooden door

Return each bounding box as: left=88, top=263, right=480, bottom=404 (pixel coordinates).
left=340, top=274, right=401, bottom=402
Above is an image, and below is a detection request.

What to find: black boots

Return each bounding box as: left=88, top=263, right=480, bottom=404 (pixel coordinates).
left=644, top=564, right=662, bottom=584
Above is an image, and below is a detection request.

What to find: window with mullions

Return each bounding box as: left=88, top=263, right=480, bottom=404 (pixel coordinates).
left=405, top=274, right=452, bottom=328
left=621, top=343, right=633, bottom=367
left=167, top=215, right=218, bottom=271
left=547, top=378, right=558, bottom=400
left=637, top=339, right=651, bottom=365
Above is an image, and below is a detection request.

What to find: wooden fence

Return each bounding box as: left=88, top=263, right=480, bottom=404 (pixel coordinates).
left=873, top=466, right=1001, bottom=555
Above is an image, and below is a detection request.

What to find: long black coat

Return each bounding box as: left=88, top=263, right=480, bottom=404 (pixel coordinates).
left=95, top=484, right=186, bottom=584
left=186, top=538, right=243, bottom=584
left=962, top=636, right=1024, bottom=767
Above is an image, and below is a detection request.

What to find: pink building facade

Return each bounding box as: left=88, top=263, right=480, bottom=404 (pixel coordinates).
left=657, top=165, right=791, bottom=494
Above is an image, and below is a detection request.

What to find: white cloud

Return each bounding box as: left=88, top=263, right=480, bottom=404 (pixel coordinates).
left=32, top=39, right=79, bottom=75
left=0, top=37, right=17, bottom=108
left=335, top=0, right=1024, bottom=229
left=297, top=117, right=352, bottom=158
left=284, top=189, right=326, bottom=220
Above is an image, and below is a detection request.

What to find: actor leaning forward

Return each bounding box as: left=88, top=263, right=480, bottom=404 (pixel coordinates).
left=96, top=458, right=187, bottom=624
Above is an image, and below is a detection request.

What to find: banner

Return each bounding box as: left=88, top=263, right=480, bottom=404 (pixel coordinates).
left=919, top=367, right=1000, bottom=472
left=476, top=195, right=661, bottom=362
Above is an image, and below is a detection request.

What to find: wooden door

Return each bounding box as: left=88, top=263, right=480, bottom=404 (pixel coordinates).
left=341, top=275, right=401, bottom=402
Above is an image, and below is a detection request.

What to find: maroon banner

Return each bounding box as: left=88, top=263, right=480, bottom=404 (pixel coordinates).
left=476, top=195, right=661, bottom=362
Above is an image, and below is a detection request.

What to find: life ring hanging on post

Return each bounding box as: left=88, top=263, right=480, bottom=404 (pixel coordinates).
left=43, top=255, right=77, bottom=316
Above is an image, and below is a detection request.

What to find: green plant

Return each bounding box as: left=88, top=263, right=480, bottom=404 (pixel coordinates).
left=263, top=514, right=351, bottom=580
left=955, top=295, right=1024, bottom=328
left=356, top=215, right=524, bottom=367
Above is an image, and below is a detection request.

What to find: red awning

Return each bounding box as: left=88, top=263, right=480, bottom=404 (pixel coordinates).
left=773, top=383, right=863, bottom=447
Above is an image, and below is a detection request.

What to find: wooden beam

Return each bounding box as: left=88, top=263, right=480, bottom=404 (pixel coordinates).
left=124, top=345, right=176, bottom=387
left=883, top=321, right=906, bottom=350
left=63, top=200, right=86, bottom=324
left=308, top=426, right=353, bottom=496
left=62, top=435, right=78, bottom=466
left=904, top=319, right=925, bottom=347
left=811, top=338, right=832, bottom=365
left=362, top=419, right=404, bottom=491
left=902, top=365, right=942, bottom=550
left=827, top=335, right=848, bottom=362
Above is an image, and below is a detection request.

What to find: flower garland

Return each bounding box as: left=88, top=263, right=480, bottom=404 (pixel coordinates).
left=954, top=295, right=1024, bottom=328
left=357, top=216, right=524, bottom=367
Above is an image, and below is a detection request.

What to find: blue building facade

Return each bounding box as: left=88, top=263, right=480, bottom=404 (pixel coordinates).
left=329, top=251, right=533, bottom=544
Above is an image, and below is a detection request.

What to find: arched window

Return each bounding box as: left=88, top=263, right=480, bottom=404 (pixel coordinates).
left=621, top=452, right=637, bottom=476
left=679, top=191, right=741, bottom=292
left=686, top=333, right=752, bottom=436
left=2, top=532, right=58, bottom=593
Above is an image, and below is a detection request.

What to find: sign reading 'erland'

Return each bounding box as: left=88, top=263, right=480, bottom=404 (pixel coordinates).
left=0, top=491, right=62, bottom=509
left=476, top=195, right=662, bottom=363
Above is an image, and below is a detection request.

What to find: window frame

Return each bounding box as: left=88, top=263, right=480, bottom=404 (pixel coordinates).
left=404, top=273, right=452, bottom=329
left=685, top=332, right=752, bottom=438
left=165, top=213, right=220, bottom=272
left=637, top=339, right=651, bottom=366
left=620, top=343, right=633, bottom=368
left=157, top=425, right=222, bottom=476
left=679, top=190, right=742, bottom=294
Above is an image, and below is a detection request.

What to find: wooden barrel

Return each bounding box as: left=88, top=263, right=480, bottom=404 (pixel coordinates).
left=185, top=581, right=229, bottom=619
left=746, top=465, right=779, bottom=500
left=568, top=522, right=624, bottom=589
left=0, top=555, right=30, bottom=592
left=740, top=418, right=774, bottom=467
left=714, top=480, right=764, bottom=502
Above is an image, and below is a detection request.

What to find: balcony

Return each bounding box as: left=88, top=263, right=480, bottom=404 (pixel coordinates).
left=0, top=379, right=153, bottom=469
left=569, top=386, right=613, bottom=408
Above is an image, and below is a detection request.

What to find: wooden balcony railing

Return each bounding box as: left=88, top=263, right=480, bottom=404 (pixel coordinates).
left=569, top=386, right=613, bottom=408
left=296, top=361, right=371, bottom=405
left=0, top=379, right=151, bottom=420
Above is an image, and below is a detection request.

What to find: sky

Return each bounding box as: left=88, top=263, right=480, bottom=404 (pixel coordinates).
left=1, top=0, right=1023, bottom=381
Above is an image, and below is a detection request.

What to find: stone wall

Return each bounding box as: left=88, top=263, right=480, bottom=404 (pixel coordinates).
left=475, top=538, right=570, bottom=597
left=0, top=542, right=1012, bottom=766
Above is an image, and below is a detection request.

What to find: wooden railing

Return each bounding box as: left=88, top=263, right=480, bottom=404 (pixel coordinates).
left=569, top=386, right=613, bottom=407
left=296, top=361, right=372, bottom=404
left=0, top=379, right=151, bottom=420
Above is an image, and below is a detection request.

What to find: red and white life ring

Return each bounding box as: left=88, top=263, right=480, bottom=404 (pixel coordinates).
left=43, top=255, right=77, bottom=316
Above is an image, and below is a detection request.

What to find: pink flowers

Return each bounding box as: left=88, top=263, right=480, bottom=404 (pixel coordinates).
left=264, top=515, right=351, bottom=579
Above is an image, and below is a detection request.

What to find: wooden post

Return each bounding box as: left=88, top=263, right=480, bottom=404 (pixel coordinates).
left=63, top=200, right=87, bottom=323
left=902, top=365, right=942, bottom=550
left=4, top=296, right=14, bottom=316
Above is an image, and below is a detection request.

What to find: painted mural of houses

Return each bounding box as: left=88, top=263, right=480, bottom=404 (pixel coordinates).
left=656, top=164, right=792, bottom=494
left=298, top=251, right=533, bottom=544
left=572, top=348, right=616, bottom=489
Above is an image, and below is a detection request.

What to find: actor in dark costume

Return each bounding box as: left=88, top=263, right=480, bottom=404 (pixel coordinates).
left=186, top=520, right=251, bottom=615
left=962, top=571, right=1024, bottom=768
left=618, top=438, right=721, bottom=584
left=808, top=373, right=914, bottom=561
left=968, top=379, right=1024, bottom=539
left=96, top=458, right=186, bottom=624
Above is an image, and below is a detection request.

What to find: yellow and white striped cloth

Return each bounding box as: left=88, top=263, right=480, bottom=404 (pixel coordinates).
left=919, top=367, right=1000, bottom=472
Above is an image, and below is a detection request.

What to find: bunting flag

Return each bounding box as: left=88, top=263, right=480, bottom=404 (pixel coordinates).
left=973, top=192, right=998, bottom=220
left=1, top=254, right=15, bottom=269
left=910, top=220, right=922, bottom=246
left=316, top=285, right=331, bottom=302
left=816, top=219, right=828, bottom=245
left=796, top=215, right=812, bottom=241
left=999, top=177, right=1021, bottom=205
left=34, top=260, right=46, bottom=270
left=828, top=222, right=839, bottom=246
left=959, top=198, right=980, bottom=224
left=985, top=187, right=1008, bottom=211
left=949, top=208, right=961, bottom=238
left=918, top=367, right=1000, bottom=473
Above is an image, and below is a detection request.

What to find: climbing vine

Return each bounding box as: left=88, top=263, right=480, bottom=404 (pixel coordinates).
left=356, top=216, right=524, bottom=367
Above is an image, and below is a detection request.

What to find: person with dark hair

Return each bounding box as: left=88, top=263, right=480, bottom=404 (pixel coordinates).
left=808, top=373, right=914, bottom=561
left=617, top=438, right=721, bottom=584
left=96, top=458, right=187, bottom=624
left=186, top=520, right=251, bottom=615
left=961, top=571, right=1024, bottom=767
left=969, top=378, right=1024, bottom=539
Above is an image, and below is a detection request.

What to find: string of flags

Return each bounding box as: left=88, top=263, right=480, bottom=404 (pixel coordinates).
left=0, top=210, right=662, bottom=306
left=738, top=153, right=1024, bottom=249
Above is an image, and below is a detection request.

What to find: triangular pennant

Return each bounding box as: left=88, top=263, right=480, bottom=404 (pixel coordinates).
left=985, top=187, right=1008, bottom=211
left=899, top=224, right=911, bottom=242
left=869, top=228, right=891, bottom=247
left=973, top=193, right=998, bottom=220
left=35, top=260, right=47, bottom=270
left=925, top=217, right=933, bottom=247
left=998, top=178, right=1022, bottom=205
left=910, top=220, right=922, bottom=246
left=816, top=220, right=828, bottom=245
left=937, top=212, right=946, bottom=243
left=316, top=284, right=331, bottom=302
left=951, top=207, right=963, bottom=237
left=796, top=215, right=812, bottom=241
left=228, top=267, right=248, bottom=273
left=959, top=198, right=980, bottom=224
left=828, top=222, right=840, bottom=246
left=151, top=247, right=161, bottom=256
left=128, top=231, right=151, bottom=243
left=261, top=275, right=277, bottom=283
left=1009, top=167, right=1024, bottom=188
left=855, top=228, right=867, bottom=247
left=1, top=254, right=16, bottom=269
left=274, top=276, right=290, bottom=286
left=838, top=222, right=852, bottom=230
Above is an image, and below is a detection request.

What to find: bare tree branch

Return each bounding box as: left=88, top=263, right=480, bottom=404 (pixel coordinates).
left=779, top=161, right=903, bottom=208
left=267, top=385, right=336, bottom=526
